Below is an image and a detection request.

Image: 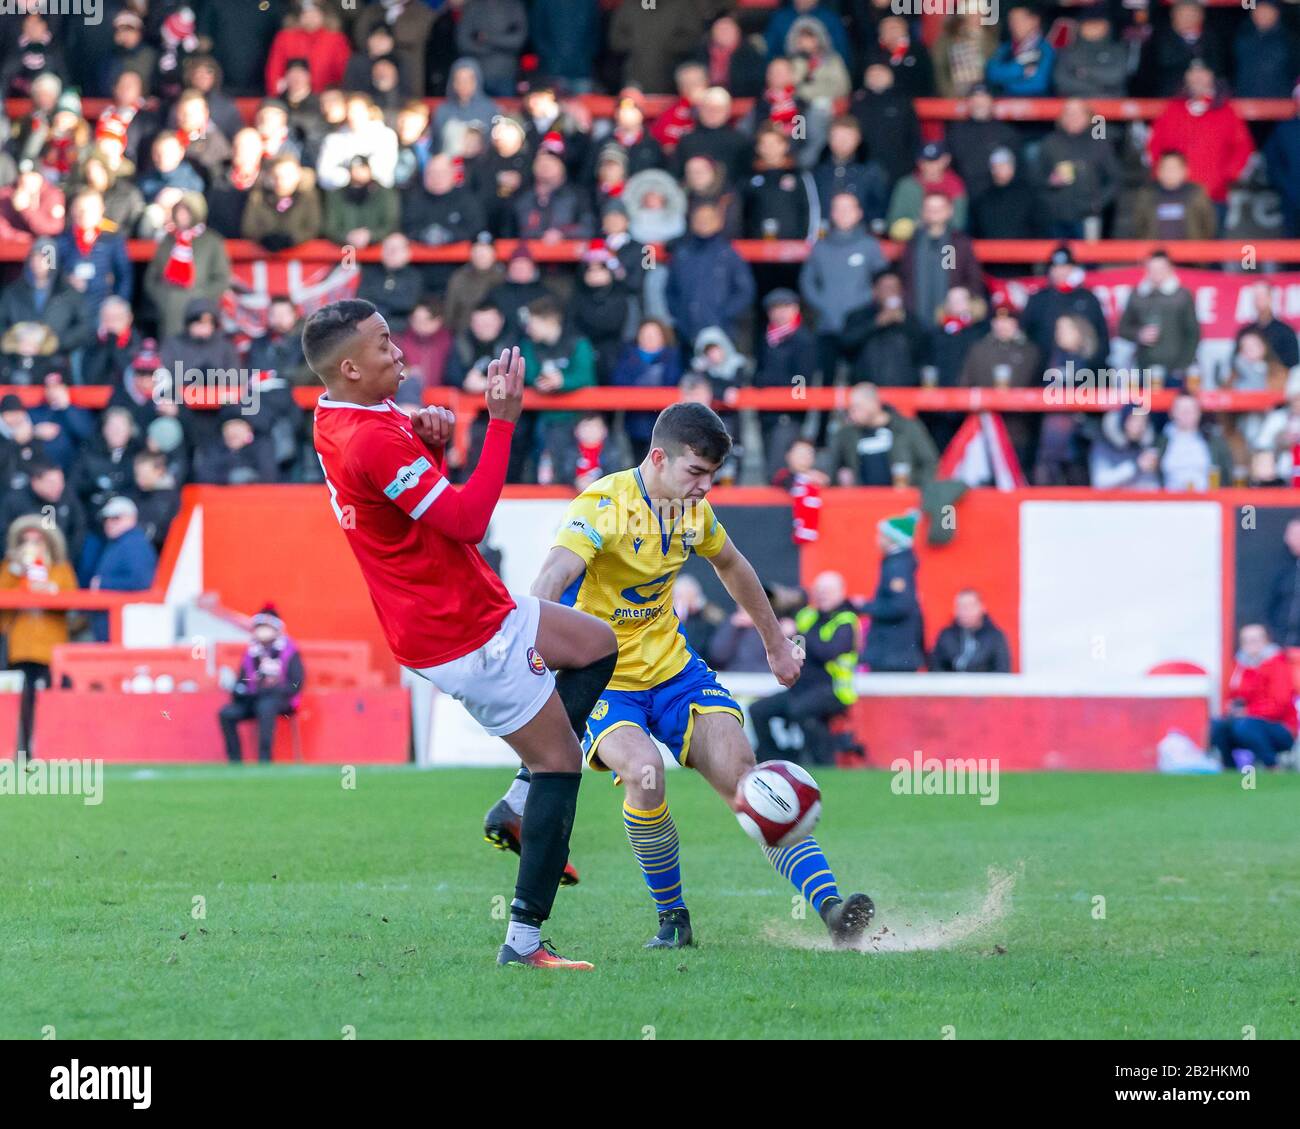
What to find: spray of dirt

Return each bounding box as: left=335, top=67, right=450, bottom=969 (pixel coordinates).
left=769, top=863, right=1022, bottom=953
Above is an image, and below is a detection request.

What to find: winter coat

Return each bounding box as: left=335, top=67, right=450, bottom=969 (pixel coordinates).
left=860, top=547, right=925, bottom=672
left=986, top=34, right=1055, bottom=96
left=323, top=185, right=400, bottom=244
left=53, top=229, right=132, bottom=315
left=665, top=233, right=756, bottom=345
left=241, top=184, right=323, bottom=249
left=0, top=275, right=88, bottom=353
left=840, top=304, right=930, bottom=387
left=456, top=0, right=528, bottom=94
left=1118, top=278, right=1201, bottom=374
left=1053, top=35, right=1129, bottom=98
left=1226, top=646, right=1298, bottom=734
left=610, top=0, right=704, bottom=94
left=1034, top=128, right=1121, bottom=225
left=1131, top=182, right=1217, bottom=241
left=1149, top=96, right=1254, bottom=205
left=353, top=0, right=436, bottom=96
left=265, top=24, right=351, bottom=96
left=826, top=408, right=939, bottom=487
left=930, top=617, right=1012, bottom=673
left=1021, top=283, right=1109, bottom=370
left=144, top=227, right=233, bottom=341
left=945, top=118, right=1021, bottom=200
left=800, top=226, right=889, bottom=335
left=850, top=89, right=920, bottom=183
left=530, top=0, right=600, bottom=83
left=1086, top=409, right=1161, bottom=490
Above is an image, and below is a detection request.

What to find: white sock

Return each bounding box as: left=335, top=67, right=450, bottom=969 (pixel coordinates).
left=505, top=920, right=540, bottom=955
left=504, top=777, right=530, bottom=816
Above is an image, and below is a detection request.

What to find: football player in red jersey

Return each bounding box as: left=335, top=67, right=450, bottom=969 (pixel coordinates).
left=305, top=299, right=617, bottom=970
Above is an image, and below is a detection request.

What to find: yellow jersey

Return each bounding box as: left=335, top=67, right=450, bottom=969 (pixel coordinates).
left=553, top=468, right=729, bottom=691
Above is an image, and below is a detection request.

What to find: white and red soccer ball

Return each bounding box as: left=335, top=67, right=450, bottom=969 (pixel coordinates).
left=734, top=761, right=822, bottom=849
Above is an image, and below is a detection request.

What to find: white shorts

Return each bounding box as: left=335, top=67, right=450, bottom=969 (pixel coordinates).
left=406, top=594, right=556, bottom=738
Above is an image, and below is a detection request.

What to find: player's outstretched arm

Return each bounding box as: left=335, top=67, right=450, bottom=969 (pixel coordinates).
left=418, top=348, right=520, bottom=544
left=708, top=539, right=803, bottom=689
left=531, top=546, right=586, bottom=603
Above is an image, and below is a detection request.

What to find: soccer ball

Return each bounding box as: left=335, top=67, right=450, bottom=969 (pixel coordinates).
left=734, top=761, right=822, bottom=849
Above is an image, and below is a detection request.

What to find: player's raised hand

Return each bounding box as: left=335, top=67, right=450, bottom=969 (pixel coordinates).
left=485, top=345, right=525, bottom=424
left=410, top=405, right=455, bottom=450
left=767, top=634, right=805, bottom=689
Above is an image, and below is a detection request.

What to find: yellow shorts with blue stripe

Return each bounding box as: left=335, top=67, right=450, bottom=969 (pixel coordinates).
left=584, top=654, right=744, bottom=771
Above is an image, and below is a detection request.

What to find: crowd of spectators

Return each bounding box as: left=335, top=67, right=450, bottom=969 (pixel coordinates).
left=2, top=0, right=1300, bottom=578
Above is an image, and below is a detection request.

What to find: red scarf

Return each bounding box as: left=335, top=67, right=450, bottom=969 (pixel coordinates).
left=575, top=440, right=604, bottom=483
left=886, top=37, right=910, bottom=66
left=162, top=224, right=202, bottom=288
left=651, top=97, right=695, bottom=148
left=99, top=327, right=133, bottom=349
left=789, top=475, right=822, bottom=543
left=766, top=86, right=799, bottom=132
left=74, top=226, right=99, bottom=257
left=1292, top=444, right=1300, bottom=487
left=942, top=312, right=973, bottom=334
left=766, top=311, right=802, bottom=348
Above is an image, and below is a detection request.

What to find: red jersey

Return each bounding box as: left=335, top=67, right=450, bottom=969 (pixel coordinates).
left=313, top=395, right=515, bottom=669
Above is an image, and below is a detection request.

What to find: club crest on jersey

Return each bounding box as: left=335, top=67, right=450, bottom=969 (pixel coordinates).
left=591, top=699, right=609, bottom=720
left=682, top=527, right=698, bottom=546
left=526, top=647, right=547, bottom=676
left=384, top=456, right=431, bottom=499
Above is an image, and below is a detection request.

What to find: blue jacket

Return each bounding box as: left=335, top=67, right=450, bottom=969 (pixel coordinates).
left=93, top=526, right=157, bottom=592
left=765, top=3, right=851, bottom=64
left=1233, top=25, right=1295, bottom=99
left=665, top=234, right=756, bottom=345
left=1265, top=119, right=1300, bottom=210
left=985, top=36, right=1055, bottom=97
left=53, top=231, right=133, bottom=314
left=28, top=404, right=94, bottom=471
left=860, top=547, right=925, bottom=673
left=530, top=0, right=600, bottom=81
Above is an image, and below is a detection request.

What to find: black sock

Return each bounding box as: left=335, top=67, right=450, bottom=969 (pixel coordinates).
left=511, top=771, right=581, bottom=926
left=554, top=650, right=617, bottom=739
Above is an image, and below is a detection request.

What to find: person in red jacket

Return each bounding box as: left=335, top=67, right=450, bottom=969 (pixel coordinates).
left=1148, top=61, right=1253, bottom=218
left=265, top=0, right=352, bottom=97
left=1210, top=623, right=1297, bottom=769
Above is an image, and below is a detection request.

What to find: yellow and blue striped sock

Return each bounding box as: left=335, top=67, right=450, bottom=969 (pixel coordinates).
left=623, top=799, right=686, bottom=913
left=764, top=838, right=840, bottom=914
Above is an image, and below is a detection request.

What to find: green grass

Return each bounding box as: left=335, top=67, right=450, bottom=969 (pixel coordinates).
left=2, top=766, right=1297, bottom=1039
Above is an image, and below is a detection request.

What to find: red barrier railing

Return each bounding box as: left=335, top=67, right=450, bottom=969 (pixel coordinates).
left=5, top=237, right=1300, bottom=265
left=7, top=95, right=1294, bottom=126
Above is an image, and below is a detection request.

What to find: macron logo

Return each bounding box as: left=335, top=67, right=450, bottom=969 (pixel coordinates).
left=50, top=1060, right=151, bottom=1110
left=384, top=456, right=431, bottom=499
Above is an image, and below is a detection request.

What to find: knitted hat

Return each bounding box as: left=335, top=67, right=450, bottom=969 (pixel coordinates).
left=252, top=604, right=284, bottom=632
left=878, top=509, right=921, bottom=550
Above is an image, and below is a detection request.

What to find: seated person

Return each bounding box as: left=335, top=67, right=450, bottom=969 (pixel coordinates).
left=1209, top=623, right=1296, bottom=770
left=219, top=605, right=306, bottom=764
left=929, top=589, right=1012, bottom=672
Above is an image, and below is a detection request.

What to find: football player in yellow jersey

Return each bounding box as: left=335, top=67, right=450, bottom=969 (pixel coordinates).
left=484, top=403, right=874, bottom=950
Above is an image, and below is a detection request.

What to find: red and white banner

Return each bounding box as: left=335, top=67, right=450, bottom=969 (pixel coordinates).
left=993, top=268, right=1300, bottom=343
left=220, top=260, right=360, bottom=353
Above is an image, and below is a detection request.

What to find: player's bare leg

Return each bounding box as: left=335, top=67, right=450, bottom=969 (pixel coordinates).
left=494, top=691, right=593, bottom=970
left=596, top=726, right=693, bottom=949
left=687, top=711, right=875, bottom=947
left=483, top=602, right=616, bottom=885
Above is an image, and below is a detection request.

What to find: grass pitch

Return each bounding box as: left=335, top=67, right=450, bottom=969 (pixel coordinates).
left=3, top=766, right=1297, bottom=1040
